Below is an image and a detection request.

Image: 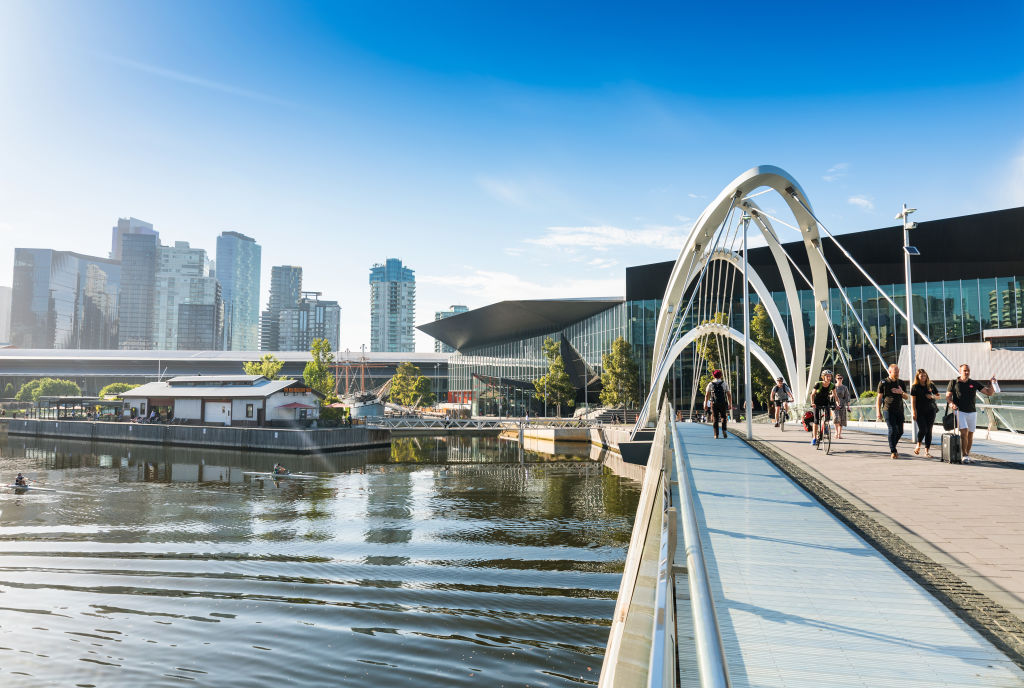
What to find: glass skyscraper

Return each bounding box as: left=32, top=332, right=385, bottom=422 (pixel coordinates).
left=216, top=231, right=261, bottom=351
left=433, top=305, right=469, bottom=353
left=369, top=258, right=415, bottom=352
left=11, top=248, right=121, bottom=349
left=260, top=265, right=302, bottom=350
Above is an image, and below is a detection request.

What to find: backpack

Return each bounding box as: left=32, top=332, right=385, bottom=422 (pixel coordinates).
left=711, top=380, right=727, bottom=408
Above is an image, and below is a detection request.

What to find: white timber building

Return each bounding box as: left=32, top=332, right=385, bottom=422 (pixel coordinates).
left=121, top=375, right=322, bottom=426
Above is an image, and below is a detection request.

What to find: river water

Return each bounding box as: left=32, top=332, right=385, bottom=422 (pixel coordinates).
left=0, top=432, right=639, bottom=687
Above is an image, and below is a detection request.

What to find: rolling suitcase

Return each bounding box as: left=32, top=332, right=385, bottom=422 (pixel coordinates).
left=941, top=411, right=962, bottom=464
left=941, top=432, right=961, bottom=464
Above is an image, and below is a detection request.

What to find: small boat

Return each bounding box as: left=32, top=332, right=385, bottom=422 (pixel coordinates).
left=6, top=484, right=57, bottom=492
left=242, top=472, right=318, bottom=480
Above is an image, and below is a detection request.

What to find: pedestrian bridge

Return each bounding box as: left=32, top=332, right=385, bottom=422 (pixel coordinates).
left=363, top=416, right=596, bottom=431
left=599, top=407, right=1024, bottom=686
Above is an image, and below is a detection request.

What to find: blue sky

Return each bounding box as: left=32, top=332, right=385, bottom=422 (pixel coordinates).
left=1, top=0, right=1022, bottom=351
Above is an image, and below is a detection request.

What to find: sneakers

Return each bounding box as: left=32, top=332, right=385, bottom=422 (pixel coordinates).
left=774, top=422, right=779, bottom=427
left=963, top=455, right=972, bottom=464
left=811, top=438, right=817, bottom=446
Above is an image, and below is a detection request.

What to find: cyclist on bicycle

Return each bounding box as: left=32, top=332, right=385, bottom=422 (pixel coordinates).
left=770, top=377, right=794, bottom=427
left=810, top=369, right=840, bottom=446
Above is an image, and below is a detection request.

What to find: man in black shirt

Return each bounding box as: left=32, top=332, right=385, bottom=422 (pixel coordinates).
left=946, top=364, right=996, bottom=463
left=875, top=363, right=909, bottom=459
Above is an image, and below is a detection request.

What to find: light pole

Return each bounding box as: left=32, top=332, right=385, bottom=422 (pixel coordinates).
left=742, top=212, right=753, bottom=439
left=898, top=203, right=919, bottom=437
left=544, top=377, right=548, bottom=418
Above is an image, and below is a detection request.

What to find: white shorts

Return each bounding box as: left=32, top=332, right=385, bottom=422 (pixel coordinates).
left=956, top=410, right=977, bottom=433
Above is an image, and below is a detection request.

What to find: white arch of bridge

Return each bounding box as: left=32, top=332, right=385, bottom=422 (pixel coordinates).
left=641, top=165, right=831, bottom=428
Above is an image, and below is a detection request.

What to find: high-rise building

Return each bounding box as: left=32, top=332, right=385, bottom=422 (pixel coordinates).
left=278, top=292, right=341, bottom=352
left=216, top=231, right=261, bottom=351
left=260, top=265, right=302, bottom=351
left=153, top=242, right=221, bottom=350
left=433, top=305, right=469, bottom=352
left=0, top=286, right=11, bottom=345
left=110, top=217, right=158, bottom=261
left=118, top=233, right=159, bottom=349
left=11, top=249, right=121, bottom=349
left=369, top=258, right=416, bottom=352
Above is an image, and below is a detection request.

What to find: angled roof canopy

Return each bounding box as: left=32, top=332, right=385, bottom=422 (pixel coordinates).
left=418, top=298, right=623, bottom=352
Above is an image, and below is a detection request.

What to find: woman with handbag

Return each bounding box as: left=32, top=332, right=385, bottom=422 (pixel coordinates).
left=910, top=369, right=941, bottom=457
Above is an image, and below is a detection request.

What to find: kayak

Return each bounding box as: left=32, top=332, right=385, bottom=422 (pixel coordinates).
left=7, top=484, right=56, bottom=492
left=242, top=472, right=318, bottom=480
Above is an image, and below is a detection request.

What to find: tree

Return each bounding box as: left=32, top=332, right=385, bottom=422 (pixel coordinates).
left=16, top=378, right=81, bottom=402
left=243, top=353, right=284, bottom=380
left=389, top=362, right=435, bottom=407
left=98, top=382, right=140, bottom=398
left=599, top=336, right=640, bottom=407
left=3, top=383, right=14, bottom=398
left=302, top=338, right=334, bottom=397
left=533, top=337, right=575, bottom=416
left=750, top=303, right=786, bottom=408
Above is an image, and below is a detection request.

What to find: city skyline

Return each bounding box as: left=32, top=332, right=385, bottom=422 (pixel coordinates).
left=1, top=1, right=1022, bottom=352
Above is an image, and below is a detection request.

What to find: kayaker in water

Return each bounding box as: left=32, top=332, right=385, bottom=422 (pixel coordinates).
left=272, top=463, right=288, bottom=475
left=14, top=473, right=28, bottom=487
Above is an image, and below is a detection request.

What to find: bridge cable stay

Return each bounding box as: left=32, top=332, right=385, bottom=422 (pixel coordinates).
left=740, top=210, right=859, bottom=396
left=786, top=192, right=959, bottom=376
left=633, top=199, right=739, bottom=435
left=749, top=206, right=890, bottom=377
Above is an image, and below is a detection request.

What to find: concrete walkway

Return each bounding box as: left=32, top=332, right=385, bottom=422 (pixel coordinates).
left=673, top=421, right=1024, bottom=687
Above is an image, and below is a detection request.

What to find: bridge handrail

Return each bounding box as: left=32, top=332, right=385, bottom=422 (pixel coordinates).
left=670, top=417, right=731, bottom=688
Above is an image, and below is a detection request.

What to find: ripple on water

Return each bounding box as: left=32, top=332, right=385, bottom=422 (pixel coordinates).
left=0, top=437, right=639, bottom=686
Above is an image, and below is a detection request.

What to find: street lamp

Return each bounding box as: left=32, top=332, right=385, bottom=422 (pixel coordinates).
left=897, top=203, right=919, bottom=437
left=583, top=340, right=588, bottom=416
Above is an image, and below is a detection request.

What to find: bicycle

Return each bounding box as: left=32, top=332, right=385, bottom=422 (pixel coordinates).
left=815, top=405, right=834, bottom=454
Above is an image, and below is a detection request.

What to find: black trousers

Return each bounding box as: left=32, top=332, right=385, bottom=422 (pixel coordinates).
left=712, top=404, right=729, bottom=436
left=883, top=409, right=904, bottom=453
left=915, top=411, right=936, bottom=449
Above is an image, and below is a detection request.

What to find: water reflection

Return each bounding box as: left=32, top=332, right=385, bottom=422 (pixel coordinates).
left=0, top=432, right=639, bottom=687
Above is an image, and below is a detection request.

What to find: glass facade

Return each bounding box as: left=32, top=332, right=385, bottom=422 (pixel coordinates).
left=11, top=249, right=121, bottom=349
left=445, top=275, right=1024, bottom=415
left=216, top=232, right=262, bottom=351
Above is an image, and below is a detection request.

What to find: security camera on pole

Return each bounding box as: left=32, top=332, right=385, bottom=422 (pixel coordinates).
left=897, top=203, right=919, bottom=439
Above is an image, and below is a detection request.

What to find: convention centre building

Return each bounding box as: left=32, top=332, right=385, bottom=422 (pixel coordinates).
left=420, top=207, right=1024, bottom=416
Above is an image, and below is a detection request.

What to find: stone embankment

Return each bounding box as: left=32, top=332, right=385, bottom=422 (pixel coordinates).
left=4, top=418, right=389, bottom=454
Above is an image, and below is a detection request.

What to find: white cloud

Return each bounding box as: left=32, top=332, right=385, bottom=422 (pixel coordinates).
left=101, top=55, right=295, bottom=107
left=503, top=247, right=525, bottom=256
left=526, top=223, right=690, bottom=251
left=848, top=195, right=874, bottom=211
left=476, top=176, right=528, bottom=207
left=420, top=270, right=623, bottom=303
left=688, top=192, right=705, bottom=199
left=588, top=258, right=618, bottom=269
left=824, top=162, right=849, bottom=182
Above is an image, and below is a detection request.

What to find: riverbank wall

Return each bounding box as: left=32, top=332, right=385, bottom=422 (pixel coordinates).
left=4, top=418, right=390, bottom=454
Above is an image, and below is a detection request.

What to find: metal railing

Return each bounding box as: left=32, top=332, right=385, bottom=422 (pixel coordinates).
left=600, top=401, right=730, bottom=688
left=365, top=416, right=599, bottom=430
left=670, top=418, right=731, bottom=687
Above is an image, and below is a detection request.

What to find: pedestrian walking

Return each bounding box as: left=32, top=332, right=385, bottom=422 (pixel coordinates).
left=876, top=364, right=909, bottom=459
left=910, top=369, right=940, bottom=458
left=703, top=369, right=733, bottom=439
left=833, top=374, right=852, bottom=439
left=945, top=364, right=996, bottom=463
